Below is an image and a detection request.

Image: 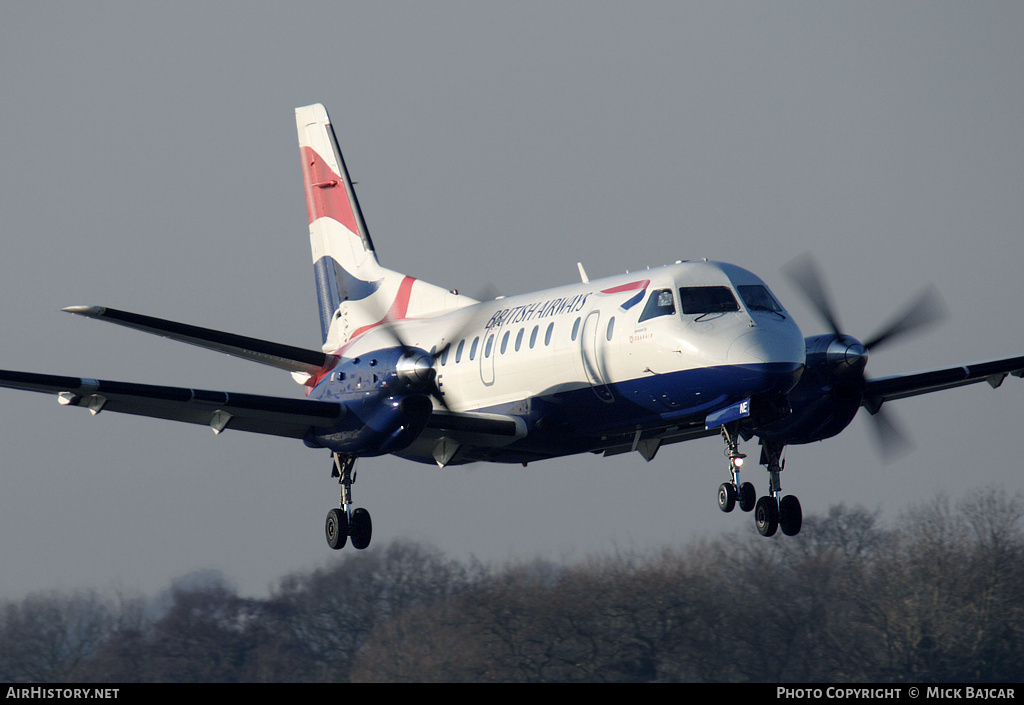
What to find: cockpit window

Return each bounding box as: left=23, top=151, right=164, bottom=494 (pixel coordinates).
left=638, top=288, right=676, bottom=322
left=738, top=285, right=784, bottom=316
left=678, top=286, right=740, bottom=315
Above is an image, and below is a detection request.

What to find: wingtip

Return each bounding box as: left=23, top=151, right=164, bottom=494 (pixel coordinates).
left=62, top=305, right=105, bottom=316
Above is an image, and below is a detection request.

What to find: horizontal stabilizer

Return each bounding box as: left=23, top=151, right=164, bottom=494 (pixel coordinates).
left=0, top=369, right=343, bottom=439
left=63, top=306, right=332, bottom=376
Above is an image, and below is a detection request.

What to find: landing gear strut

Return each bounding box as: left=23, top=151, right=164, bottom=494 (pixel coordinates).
left=717, top=425, right=756, bottom=514
left=717, top=429, right=801, bottom=537
left=326, top=453, right=372, bottom=550
left=759, top=440, right=802, bottom=537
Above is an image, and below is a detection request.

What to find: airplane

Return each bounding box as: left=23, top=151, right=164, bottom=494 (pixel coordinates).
left=2, top=102, right=1023, bottom=549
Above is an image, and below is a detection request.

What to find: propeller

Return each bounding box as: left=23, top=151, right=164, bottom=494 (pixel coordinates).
left=368, top=279, right=502, bottom=412
left=782, top=253, right=845, bottom=338
left=473, top=282, right=503, bottom=303
left=861, top=284, right=947, bottom=353
left=373, top=321, right=455, bottom=411
left=866, top=401, right=914, bottom=461
left=783, top=253, right=948, bottom=460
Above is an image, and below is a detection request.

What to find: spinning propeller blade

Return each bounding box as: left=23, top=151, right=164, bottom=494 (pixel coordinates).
left=862, top=285, right=948, bottom=352
left=866, top=405, right=914, bottom=461
left=783, top=254, right=947, bottom=460
left=782, top=253, right=843, bottom=337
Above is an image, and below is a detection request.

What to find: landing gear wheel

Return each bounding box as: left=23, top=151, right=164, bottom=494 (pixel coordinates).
left=326, top=507, right=348, bottom=550
left=350, top=507, right=372, bottom=550
left=779, top=495, right=803, bottom=536
left=754, top=496, right=779, bottom=537
left=718, top=483, right=737, bottom=512
left=738, top=482, right=757, bottom=512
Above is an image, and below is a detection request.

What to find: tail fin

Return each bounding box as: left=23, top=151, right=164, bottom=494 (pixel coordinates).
left=296, top=104, right=473, bottom=351
left=296, top=103, right=381, bottom=343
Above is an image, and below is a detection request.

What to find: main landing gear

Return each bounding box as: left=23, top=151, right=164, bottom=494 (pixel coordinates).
left=326, top=453, right=372, bottom=550
left=717, top=426, right=802, bottom=537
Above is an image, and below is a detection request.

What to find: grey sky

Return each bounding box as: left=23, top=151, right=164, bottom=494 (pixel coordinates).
left=1, top=2, right=1023, bottom=599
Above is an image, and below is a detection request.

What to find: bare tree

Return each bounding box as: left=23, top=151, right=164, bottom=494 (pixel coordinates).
left=0, top=590, right=117, bottom=682
left=861, top=488, right=1024, bottom=682
left=256, top=539, right=474, bottom=682
left=3, top=491, right=1020, bottom=683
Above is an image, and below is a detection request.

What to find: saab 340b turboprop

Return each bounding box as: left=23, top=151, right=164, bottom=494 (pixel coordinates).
left=3, top=103, right=1023, bottom=549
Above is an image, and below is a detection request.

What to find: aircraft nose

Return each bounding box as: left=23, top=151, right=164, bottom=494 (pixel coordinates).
left=728, top=328, right=805, bottom=392
left=730, top=327, right=804, bottom=364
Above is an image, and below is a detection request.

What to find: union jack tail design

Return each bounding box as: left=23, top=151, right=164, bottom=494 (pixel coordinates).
left=295, top=104, right=473, bottom=352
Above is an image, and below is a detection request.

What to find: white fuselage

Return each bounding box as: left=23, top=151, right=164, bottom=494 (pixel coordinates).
left=326, top=260, right=805, bottom=465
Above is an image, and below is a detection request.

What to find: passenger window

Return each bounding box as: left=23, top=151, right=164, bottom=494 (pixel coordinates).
left=455, top=339, right=465, bottom=363
left=607, top=316, right=615, bottom=341
left=678, top=286, right=740, bottom=315
left=515, top=328, right=524, bottom=352
left=500, top=331, right=510, bottom=354
left=638, top=289, right=676, bottom=322
left=469, top=337, right=479, bottom=361
left=485, top=334, right=494, bottom=358
left=571, top=317, right=581, bottom=341
left=545, top=322, right=554, bottom=346
left=530, top=325, right=539, bottom=348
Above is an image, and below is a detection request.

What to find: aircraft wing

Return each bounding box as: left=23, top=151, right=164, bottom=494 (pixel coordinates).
left=862, top=355, right=1024, bottom=412
left=0, top=369, right=344, bottom=439
left=62, top=306, right=332, bottom=377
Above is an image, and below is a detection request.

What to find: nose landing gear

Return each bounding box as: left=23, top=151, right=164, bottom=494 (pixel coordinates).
left=717, top=427, right=802, bottom=537
left=717, top=425, right=757, bottom=513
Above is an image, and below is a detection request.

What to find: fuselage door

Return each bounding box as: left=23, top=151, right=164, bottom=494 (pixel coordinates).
left=480, top=321, right=500, bottom=386
left=580, top=310, right=614, bottom=403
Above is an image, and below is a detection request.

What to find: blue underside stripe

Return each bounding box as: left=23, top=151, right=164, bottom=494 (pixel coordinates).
left=460, top=361, right=802, bottom=456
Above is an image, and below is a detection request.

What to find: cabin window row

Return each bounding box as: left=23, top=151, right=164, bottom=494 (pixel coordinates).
left=437, top=312, right=620, bottom=367
left=439, top=321, right=557, bottom=365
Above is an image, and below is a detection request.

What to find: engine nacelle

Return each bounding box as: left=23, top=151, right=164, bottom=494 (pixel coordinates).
left=303, top=347, right=437, bottom=455
left=755, top=334, right=868, bottom=446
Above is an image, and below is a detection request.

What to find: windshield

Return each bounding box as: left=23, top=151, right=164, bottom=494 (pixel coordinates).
left=678, top=286, right=740, bottom=315
left=737, top=284, right=784, bottom=315
left=638, top=288, right=676, bottom=322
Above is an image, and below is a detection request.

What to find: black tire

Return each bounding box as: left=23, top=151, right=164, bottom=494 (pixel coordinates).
left=351, top=507, right=372, bottom=550
left=738, top=482, right=757, bottom=512
left=754, top=496, right=778, bottom=537
left=717, top=483, right=736, bottom=512
left=779, top=495, right=803, bottom=536
left=326, top=508, right=348, bottom=550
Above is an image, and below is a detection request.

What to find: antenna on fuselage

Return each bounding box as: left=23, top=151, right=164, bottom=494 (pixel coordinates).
left=577, top=262, right=589, bottom=283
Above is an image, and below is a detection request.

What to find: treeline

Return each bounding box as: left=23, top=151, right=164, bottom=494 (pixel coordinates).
left=1, top=488, right=1022, bottom=683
